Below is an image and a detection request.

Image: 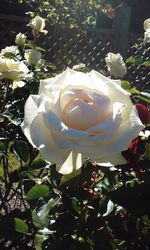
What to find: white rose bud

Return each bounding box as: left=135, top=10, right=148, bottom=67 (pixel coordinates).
left=25, top=49, right=42, bottom=65
left=0, top=58, right=30, bottom=89
left=144, top=18, right=150, bottom=43
left=15, top=33, right=26, bottom=46
left=105, top=52, right=127, bottom=78
left=28, top=16, right=48, bottom=34
left=21, top=68, right=144, bottom=175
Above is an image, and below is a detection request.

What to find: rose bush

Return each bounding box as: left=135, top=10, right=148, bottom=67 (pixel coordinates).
left=105, top=52, right=127, bottom=78
left=0, top=58, right=30, bottom=89
left=22, top=68, right=144, bottom=174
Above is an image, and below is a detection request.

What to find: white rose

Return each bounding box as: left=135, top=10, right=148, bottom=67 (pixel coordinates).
left=0, top=58, right=29, bottom=89
left=28, top=16, right=48, bottom=34
left=0, top=46, right=19, bottom=57
left=144, top=18, right=150, bottom=43
left=15, top=33, right=26, bottom=46
left=21, top=68, right=144, bottom=174
left=24, top=49, right=42, bottom=65
left=144, top=18, right=150, bottom=32
left=105, top=52, right=127, bottom=78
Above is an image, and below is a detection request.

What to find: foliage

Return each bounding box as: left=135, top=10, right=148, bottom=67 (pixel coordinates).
left=126, top=40, right=150, bottom=93
left=0, top=3, right=150, bottom=250
left=17, top=0, right=114, bottom=32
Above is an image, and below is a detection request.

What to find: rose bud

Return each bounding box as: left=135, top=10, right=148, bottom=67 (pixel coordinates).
left=135, top=104, right=149, bottom=125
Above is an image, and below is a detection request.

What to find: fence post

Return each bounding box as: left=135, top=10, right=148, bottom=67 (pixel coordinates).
left=113, top=1, right=131, bottom=58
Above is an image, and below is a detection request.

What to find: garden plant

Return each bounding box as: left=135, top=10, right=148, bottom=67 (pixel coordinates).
left=0, top=1, right=150, bottom=250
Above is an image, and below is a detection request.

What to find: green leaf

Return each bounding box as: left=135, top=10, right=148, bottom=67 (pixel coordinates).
left=32, top=197, right=60, bottom=228
left=71, top=198, right=81, bottom=215
left=137, top=94, right=150, bottom=103
left=25, top=43, right=45, bottom=52
left=31, top=158, right=48, bottom=170
left=142, top=60, right=150, bottom=67
left=26, top=185, right=50, bottom=200
left=34, top=233, right=48, bottom=250
left=60, top=161, right=93, bottom=187
left=12, top=140, right=30, bottom=162
left=0, top=142, right=6, bottom=155
left=61, top=168, right=81, bottom=184
left=126, top=57, right=144, bottom=66
left=34, top=46, right=46, bottom=52
left=3, top=52, right=16, bottom=59
left=2, top=112, right=21, bottom=125
left=109, top=183, right=150, bottom=215
left=129, top=88, right=140, bottom=94
left=103, top=200, right=114, bottom=216
left=14, top=218, right=29, bottom=234
left=121, top=80, right=132, bottom=91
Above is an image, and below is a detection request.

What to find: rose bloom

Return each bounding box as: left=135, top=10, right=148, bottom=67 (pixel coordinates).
left=0, top=58, right=29, bottom=89
left=15, top=33, right=26, bottom=46
left=28, top=16, right=48, bottom=34
left=22, top=68, right=144, bottom=174
left=144, top=18, right=150, bottom=43
left=0, top=46, right=19, bottom=57
left=25, top=49, right=42, bottom=65
left=105, top=52, right=127, bottom=78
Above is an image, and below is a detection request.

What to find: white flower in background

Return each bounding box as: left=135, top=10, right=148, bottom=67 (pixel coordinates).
left=28, top=16, right=48, bottom=34
left=105, top=52, right=127, bottom=78
left=15, top=33, right=26, bottom=46
left=25, top=49, right=42, bottom=65
left=144, top=18, right=150, bottom=32
left=0, top=46, right=19, bottom=57
left=21, top=68, right=144, bottom=175
left=0, top=58, right=30, bottom=89
left=144, top=18, right=150, bottom=43
left=72, top=63, right=86, bottom=71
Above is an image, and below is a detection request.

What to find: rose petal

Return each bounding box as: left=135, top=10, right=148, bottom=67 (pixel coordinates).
left=64, top=105, right=143, bottom=158
left=66, top=102, right=124, bottom=146
left=90, top=70, right=132, bottom=121
left=21, top=94, right=53, bottom=145
left=44, top=102, right=124, bottom=151
left=93, top=153, right=127, bottom=166
left=39, top=77, right=62, bottom=116
left=12, top=80, right=26, bottom=89
left=99, top=105, right=144, bottom=154
left=56, top=151, right=83, bottom=174
left=30, top=113, right=71, bottom=164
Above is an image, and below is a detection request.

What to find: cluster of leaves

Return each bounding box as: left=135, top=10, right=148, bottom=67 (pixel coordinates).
left=126, top=40, right=150, bottom=92
left=18, top=0, right=114, bottom=32
left=1, top=136, right=150, bottom=249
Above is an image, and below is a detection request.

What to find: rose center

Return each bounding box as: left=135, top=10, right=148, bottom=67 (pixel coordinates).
left=61, top=90, right=112, bottom=131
